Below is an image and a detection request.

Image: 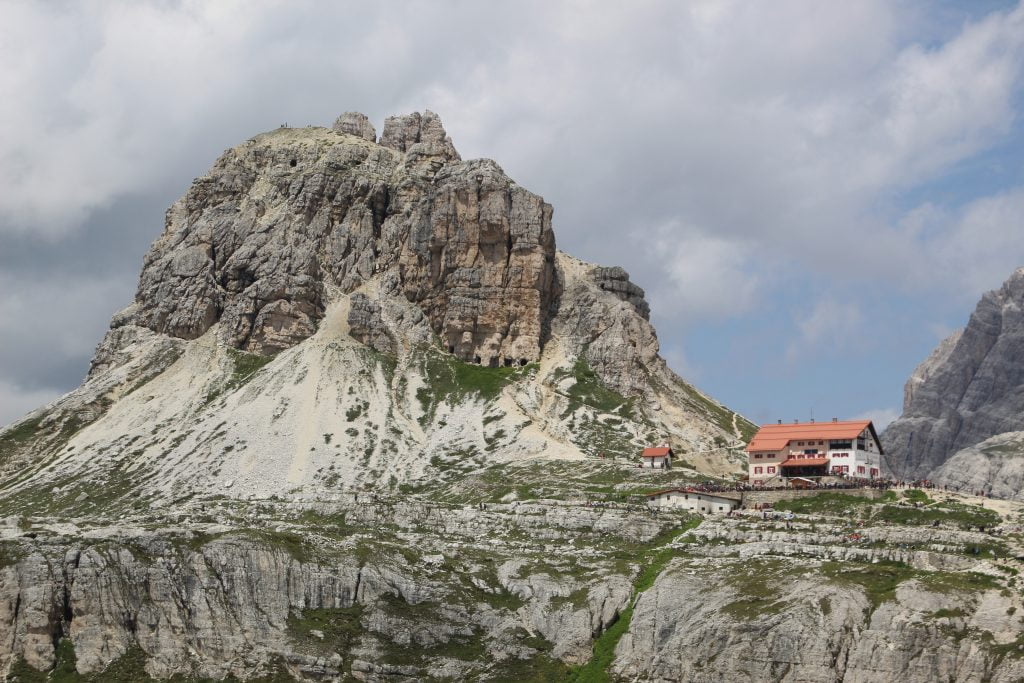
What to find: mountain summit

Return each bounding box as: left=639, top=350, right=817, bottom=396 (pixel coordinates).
left=0, top=111, right=751, bottom=508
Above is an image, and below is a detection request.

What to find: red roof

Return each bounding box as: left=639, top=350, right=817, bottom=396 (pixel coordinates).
left=642, top=447, right=672, bottom=457
left=780, top=458, right=829, bottom=468
left=746, top=420, right=874, bottom=453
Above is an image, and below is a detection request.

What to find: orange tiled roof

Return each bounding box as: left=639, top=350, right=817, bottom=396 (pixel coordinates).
left=642, top=447, right=672, bottom=457
left=746, top=420, right=872, bottom=453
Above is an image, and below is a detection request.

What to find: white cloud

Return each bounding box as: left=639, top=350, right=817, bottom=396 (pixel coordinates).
left=927, top=187, right=1024, bottom=298
left=786, top=298, right=866, bottom=363
left=850, top=407, right=901, bottom=430
left=644, top=221, right=761, bottom=321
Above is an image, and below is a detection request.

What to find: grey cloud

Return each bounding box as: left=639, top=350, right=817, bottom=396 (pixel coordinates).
left=2, top=0, right=1024, bottom=425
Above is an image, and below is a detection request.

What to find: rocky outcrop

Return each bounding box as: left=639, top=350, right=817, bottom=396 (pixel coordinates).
left=593, top=266, right=650, bottom=320
left=614, top=559, right=1024, bottom=682
left=112, top=112, right=555, bottom=368
left=379, top=111, right=459, bottom=161
left=347, top=293, right=396, bottom=356
left=3, top=493, right=1021, bottom=682
left=332, top=111, right=377, bottom=141
left=884, top=268, right=1024, bottom=479
left=931, top=431, right=1024, bottom=499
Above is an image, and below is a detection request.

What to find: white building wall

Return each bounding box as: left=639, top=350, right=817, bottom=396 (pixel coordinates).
left=644, top=455, right=671, bottom=469
left=748, top=449, right=785, bottom=481
left=648, top=491, right=738, bottom=513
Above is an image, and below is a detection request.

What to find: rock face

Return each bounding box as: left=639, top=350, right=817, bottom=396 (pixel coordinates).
left=115, top=112, right=554, bottom=368
left=931, top=431, right=1024, bottom=499
left=884, top=268, right=1024, bottom=480
left=1, top=491, right=1022, bottom=682
left=593, top=266, right=650, bottom=320
left=332, top=111, right=377, bottom=141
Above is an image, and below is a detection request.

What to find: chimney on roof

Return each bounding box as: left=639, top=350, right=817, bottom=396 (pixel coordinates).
left=777, top=419, right=782, bottom=424
left=794, top=419, right=799, bottom=424
left=810, top=418, right=815, bottom=423
left=832, top=417, right=838, bottom=423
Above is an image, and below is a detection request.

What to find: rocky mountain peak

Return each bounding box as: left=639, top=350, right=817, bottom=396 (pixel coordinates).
left=102, top=111, right=552, bottom=369
left=884, top=266, right=1024, bottom=479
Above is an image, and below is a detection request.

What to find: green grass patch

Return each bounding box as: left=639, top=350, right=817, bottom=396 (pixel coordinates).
left=874, top=500, right=1000, bottom=529
left=773, top=492, right=879, bottom=516
left=822, top=560, right=999, bottom=616
left=557, top=357, right=635, bottom=418
left=205, top=347, right=274, bottom=404
left=287, top=604, right=364, bottom=667
left=821, top=560, right=915, bottom=612
left=0, top=415, right=44, bottom=453
left=719, top=558, right=800, bottom=621
left=902, top=488, right=931, bottom=503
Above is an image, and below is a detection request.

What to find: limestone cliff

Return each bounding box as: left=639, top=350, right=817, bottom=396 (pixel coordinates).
left=118, top=111, right=554, bottom=367
left=884, top=268, right=1024, bottom=481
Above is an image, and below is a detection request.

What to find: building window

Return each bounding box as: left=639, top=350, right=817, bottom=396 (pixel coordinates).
left=830, top=440, right=852, bottom=449
left=857, top=466, right=865, bottom=474
left=754, top=453, right=762, bottom=459
left=767, top=466, right=776, bottom=474
left=804, top=449, right=818, bottom=455
left=754, top=466, right=763, bottom=474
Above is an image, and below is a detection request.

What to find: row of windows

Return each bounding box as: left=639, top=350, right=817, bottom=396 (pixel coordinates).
left=830, top=465, right=881, bottom=475
left=752, top=466, right=777, bottom=474
left=755, top=451, right=856, bottom=460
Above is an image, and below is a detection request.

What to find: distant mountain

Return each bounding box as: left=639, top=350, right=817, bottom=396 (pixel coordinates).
left=884, top=267, right=1024, bottom=493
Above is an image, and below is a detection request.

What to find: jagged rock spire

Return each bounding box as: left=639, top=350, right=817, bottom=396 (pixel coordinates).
left=380, top=110, right=460, bottom=161
left=331, top=112, right=377, bottom=141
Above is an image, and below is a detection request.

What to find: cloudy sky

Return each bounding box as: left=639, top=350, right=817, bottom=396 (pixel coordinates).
left=2, top=0, right=1024, bottom=429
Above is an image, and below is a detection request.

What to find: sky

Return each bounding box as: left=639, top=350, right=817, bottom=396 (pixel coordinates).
left=2, top=0, right=1024, bottom=430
